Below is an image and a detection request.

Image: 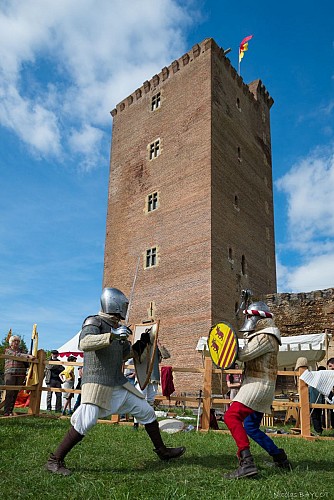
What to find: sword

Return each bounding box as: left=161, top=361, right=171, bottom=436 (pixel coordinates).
left=111, top=255, right=141, bottom=343
left=235, top=289, right=253, bottom=317
left=125, top=255, right=141, bottom=325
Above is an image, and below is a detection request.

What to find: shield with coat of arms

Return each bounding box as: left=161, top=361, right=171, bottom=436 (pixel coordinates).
left=208, top=322, right=239, bottom=369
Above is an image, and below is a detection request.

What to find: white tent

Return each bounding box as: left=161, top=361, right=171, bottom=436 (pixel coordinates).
left=57, top=331, right=83, bottom=359
left=196, top=332, right=329, bottom=369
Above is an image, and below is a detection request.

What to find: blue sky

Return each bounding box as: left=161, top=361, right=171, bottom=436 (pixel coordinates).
left=1, top=0, right=333, bottom=350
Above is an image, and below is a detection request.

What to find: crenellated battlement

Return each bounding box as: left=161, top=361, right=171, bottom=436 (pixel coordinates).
left=110, top=37, right=274, bottom=117
left=266, top=288, right=334, bottom=307
left=248, top=79, right=274, bottom=108
left=263, top=288, right=334, bottom=338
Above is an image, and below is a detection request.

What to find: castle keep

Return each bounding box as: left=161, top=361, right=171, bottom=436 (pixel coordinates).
left=104, top=38, right=277, bottom=384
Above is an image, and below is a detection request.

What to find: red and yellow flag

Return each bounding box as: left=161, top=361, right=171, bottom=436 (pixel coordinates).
left=239, top=35, right=253, bottom=63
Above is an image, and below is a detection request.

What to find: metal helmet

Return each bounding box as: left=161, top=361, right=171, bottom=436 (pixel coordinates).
left=100, top=287, right=129, bottom=320
left=239, top=301, right=273, bottom=332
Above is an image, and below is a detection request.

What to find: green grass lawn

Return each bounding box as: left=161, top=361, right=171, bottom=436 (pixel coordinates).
left=0, top=416, right=333, bottom=500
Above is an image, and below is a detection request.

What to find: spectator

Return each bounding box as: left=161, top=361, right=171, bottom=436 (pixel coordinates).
left=45, top=350, right=64, bottom=413
left=226, top=362, right=242, bottom=402
left=60, top=355, right=77, bottom=415
left=309, top=366, right=326, bottom=435
left=327, top=357, right=334, bottom=429
left=124, top=358, right=136, bottom=385
left=3, top=336, right=35, bottom=416
left=72, top=366, right=83, bottom=413
left=133, top=343, right=170, bottom=430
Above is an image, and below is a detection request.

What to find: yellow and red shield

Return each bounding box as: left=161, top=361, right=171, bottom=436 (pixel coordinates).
left=208, top=322, right=238, bottom=369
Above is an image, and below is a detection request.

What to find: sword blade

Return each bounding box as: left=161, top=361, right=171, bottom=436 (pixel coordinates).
left=125, top=255, right=141, bottom=324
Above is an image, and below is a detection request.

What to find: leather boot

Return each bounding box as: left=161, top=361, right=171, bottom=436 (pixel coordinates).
left=45, top=454, right=72, bottom=476
left=45, top=426, right=84, bottom=475
left=272, top=449, right=292, bottom=470
left=145, top=420, right=186, bottom=461
left=224, top=449, right=258, bottom=479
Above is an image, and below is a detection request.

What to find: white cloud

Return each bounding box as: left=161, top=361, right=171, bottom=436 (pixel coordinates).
left=68, top=124, right=103, bottom=154
left=276, top=146, right=334, bottom=249
left=0, top=83, right=61, bottom=155
left=276, top=144, right=334, bottom=292
left=0, top=0, right=194, bottom=164
left=68, top=124, right=105, bottom=171
left=277, top=253, right=334, bottom=293
left=275, top=259, right=290, bottom=292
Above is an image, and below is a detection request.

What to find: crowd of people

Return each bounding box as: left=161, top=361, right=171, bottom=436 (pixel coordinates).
left=2, top=343, right=81, bottom=417
left=2, top=286, right=334, bottom=480
left=45, top=352, right=81, bottom=415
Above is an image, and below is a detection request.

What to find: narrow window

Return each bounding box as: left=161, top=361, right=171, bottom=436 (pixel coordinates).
left=148, top=192, right=158, bottom=212
left=234, top=194, right=239, bottom=208
left=149, top=139, right=160, bottom=160
left=236, top=98, right=241, bottom=111
left=228, top=247, right=233, bottom=261
left=151, top=92, right=161, bottom=111
left=145, top=247, right=157, bottom=268
left=237, top=146, right=241, bottom=162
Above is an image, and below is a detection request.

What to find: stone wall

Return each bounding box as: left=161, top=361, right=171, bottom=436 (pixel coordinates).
left=265, top=288, right=334, bottom=361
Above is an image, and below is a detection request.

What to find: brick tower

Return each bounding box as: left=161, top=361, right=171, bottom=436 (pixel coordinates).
left=104, top=38, right=276, bottom=385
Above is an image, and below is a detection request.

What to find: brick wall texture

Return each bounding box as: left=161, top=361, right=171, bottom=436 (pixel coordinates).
left=103, top=38, right=331, bottom=393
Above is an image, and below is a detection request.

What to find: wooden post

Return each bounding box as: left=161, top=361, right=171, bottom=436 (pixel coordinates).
left=298, top=366, right=311, bottom=438
left=28, top=349, right=46, bottom=416
left=201, top=356, right=213, bottom=431
left=325, top=329, right=329, bottom=364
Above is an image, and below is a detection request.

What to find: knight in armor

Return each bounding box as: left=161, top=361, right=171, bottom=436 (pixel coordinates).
left=45, top=287, right=185, bottom=475
left=223, top=301, right=291, bottom=479
left=133, top=343, right=171, bottom=429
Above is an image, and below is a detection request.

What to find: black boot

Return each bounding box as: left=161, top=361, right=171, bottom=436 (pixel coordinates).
left=224, top=449, right=258, bottom=479
left=144, top=420, right=186, bottom=461
left=45, top=426, right=84, bottom=475
left=272, top=449, right=292, bottom=470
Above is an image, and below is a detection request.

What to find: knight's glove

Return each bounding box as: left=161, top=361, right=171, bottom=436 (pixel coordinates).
left=111, top=325, right=132, bottom=342
left=140, top=328, right=152, bottom=346
left=132, top=328, right=152, bottom=359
